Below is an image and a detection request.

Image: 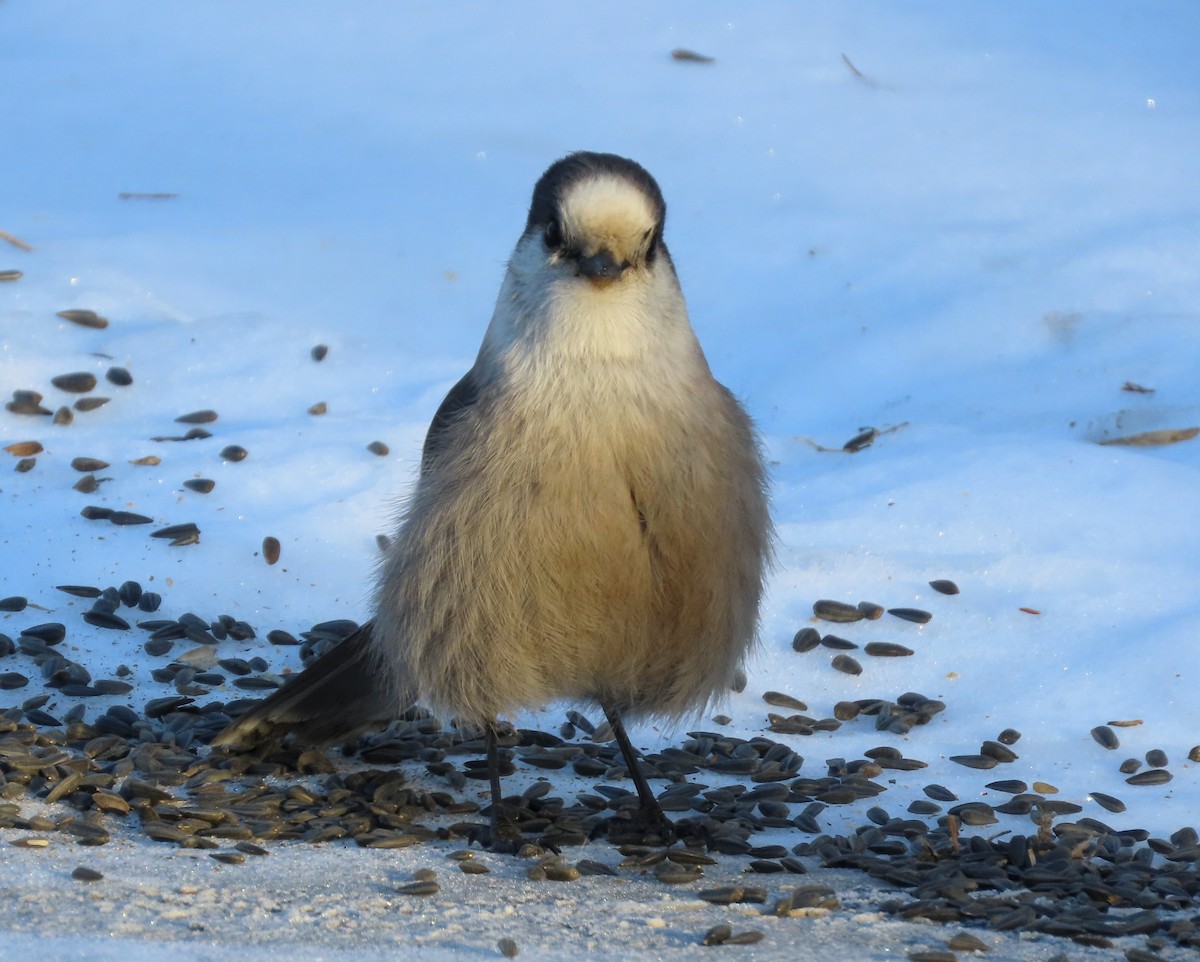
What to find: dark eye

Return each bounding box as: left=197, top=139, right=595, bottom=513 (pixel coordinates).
left=644, top=228, right=659, bottom=263
left=543, top=218, right=562, bottom=250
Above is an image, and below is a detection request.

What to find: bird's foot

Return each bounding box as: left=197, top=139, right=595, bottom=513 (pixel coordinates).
left=603, top=807, right=677, bottom=847
left=470, top=812, right=526, bottom=854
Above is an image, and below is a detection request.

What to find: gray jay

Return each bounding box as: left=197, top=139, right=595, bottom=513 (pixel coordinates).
left=215, top=151, right=772, bottom=847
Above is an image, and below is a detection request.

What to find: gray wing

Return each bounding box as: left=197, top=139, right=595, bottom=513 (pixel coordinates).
left=421, top=368, right=481, bottom=473
left=211, top=623, right=396, bottom=750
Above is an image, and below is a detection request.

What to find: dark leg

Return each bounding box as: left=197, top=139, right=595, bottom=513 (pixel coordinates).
left=482, top=723, right=522, bottom=852
left=602, top=703, right=675, bottom=845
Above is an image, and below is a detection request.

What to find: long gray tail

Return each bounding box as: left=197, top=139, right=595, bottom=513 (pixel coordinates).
left=212, top=621, right=400, bottom=750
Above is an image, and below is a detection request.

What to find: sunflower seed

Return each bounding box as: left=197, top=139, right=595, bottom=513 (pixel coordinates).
left=1145, top=748, right=1168, bottom=767
left=888, top=608, right=932, bottom=624
left=57, top=309, right=108, bottom=328
left=51, top=372, right=98, bottom=393
left=219, top=445, right=248, bottom=462
left=1091, top=726, right=1120, bottom=750
left=105, top=367, right=133, bottom=386
left=928, top=579, right=959, bottom=595
left=53, top=406, right=74, bottom=425
left=75, top=397, right=110, bottom=411
left=830, top=654, right=861, bottom=675
left=5, top=441, right=43, bottom=456
left=762, top=691, right=806, bottom=711
left=367, top=440, right=390, bottom=457
left=70, top=457, right=110, bottom=472
left=311, top=344, right=328, bottom=362
left=864, top=642, right=913, bottom=657
left=108, top=511, right=153, bottom=525
left=792, top=627, right=821, bottom=652
left=0, top=596, right=27, bottom=612
left=263, top=537, right=281, bottom=565
left=812, top=599, right=863, bottom=623
left=176, top=410, right=218, bottom=424
left=1126, top=769, right=1172, bottom=786
left=71, top=866, right=104, bottom=881
left=183, top=479, right=216, bottom=494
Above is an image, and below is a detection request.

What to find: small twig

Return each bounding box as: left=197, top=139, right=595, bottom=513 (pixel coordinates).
left=796, top=422, right=908, bottom=454
left=0, top=229, right=34, bottom=252
left=841, top=53, right=879, bottom=88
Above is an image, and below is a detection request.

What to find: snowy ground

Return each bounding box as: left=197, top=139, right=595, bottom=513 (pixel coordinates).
left=2, top=3, right=1199, bottom=960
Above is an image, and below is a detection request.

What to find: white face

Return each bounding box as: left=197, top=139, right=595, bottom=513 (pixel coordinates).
left=554, top=174, right=660, bottom=272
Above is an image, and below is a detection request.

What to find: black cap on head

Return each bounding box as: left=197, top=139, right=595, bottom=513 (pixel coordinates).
left=525, top=152, right=666, bottom=233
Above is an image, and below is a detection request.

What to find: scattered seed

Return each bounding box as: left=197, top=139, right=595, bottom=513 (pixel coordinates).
left=1189, top=746, right=1200, bottom=763
left=183, top=478, right=216, bottom=494
left=1031, top=781, right=1058, bottom=794
left=1090, top=791, right=1126, bottom=813
left=792, top=627, right=820, bottom=652
left=176, top=410, right=218, bottom=424
left=308, top=401, right=327, bottom=415
left=152, top=522, right=200, bottom=540
left=70, top=456, right=110, bottom=472
left=864, top=642, right=913, bottom=657
left=0, top=269, right=23, bottom=281
left=697, top=886, right=767, bottom=905
left=311, top=344, right=328, bottom=362
left=5, top=441, right=43, bottom=457
left=263, top=537, right=281, bottom=565
left=210, top=852, right=245, bottom=865
left=367, top=440, right=390, bottom=457
left=830, top=654, right=862, bottom=676
left=53, top=406, right=74, bottom=425
left=396, top=879, right=440, bottom=896
left=15, top=457, right=36, bottom=472
left=105, top=366, right=133, bottom=386
left=724, top=931, right=764, bottom=946
left=57, top=309, right=108, bottom=328
left=857, top=602, right=885, bottom=620
left=1126, top=769, right=1172, bottom=786
left=997, top=728, right=1021, bottom=745
left=108, top=511, right=153, bottom=525
left=888, top=607, right=932, bottom=624
left=0, top=596, right=26, bottom=611
left=220, top=445, right=248, bottom=462
left=763, top=691, right=806, bottom=711
left=928, top=579, right=959, bottom=595
left=71, top=866, right=104, bottom=881
left=812, top=599, right=863, bottom=623
left=908, top=952, right=956, bottom=962
left=1091, top=726, right=1120, bottom=750
left=75, top=397, right=110, bottom=411
left=1145, top=748, right=1168, bottom=767
left=497, top=937, right=519, bottom=958
left=130, top=456, right=161, bottom=466
left=51, top=372, right=98, bottom=393
left=83, top=611, right=131, bottom=630
left=820, top=634, right=857, bottom=650
left=949, top=755, right=997, bottom=770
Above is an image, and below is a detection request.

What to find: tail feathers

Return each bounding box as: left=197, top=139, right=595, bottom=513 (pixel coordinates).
left=212, top=621, right=403, bottom=750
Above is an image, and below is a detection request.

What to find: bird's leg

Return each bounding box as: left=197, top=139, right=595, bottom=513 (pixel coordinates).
left=483, top=722, right=523, bottom=852
left=602, top=703, right=676, bottom=845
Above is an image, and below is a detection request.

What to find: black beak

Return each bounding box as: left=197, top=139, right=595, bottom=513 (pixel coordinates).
left=576, top=248, right=627, bottom=283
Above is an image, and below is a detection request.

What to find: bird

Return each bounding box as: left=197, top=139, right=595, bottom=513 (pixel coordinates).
left=214, top=151, right=772, bottom=847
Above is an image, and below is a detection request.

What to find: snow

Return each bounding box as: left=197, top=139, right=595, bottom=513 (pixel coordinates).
left=2, top=2, right=1199, bottom=960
